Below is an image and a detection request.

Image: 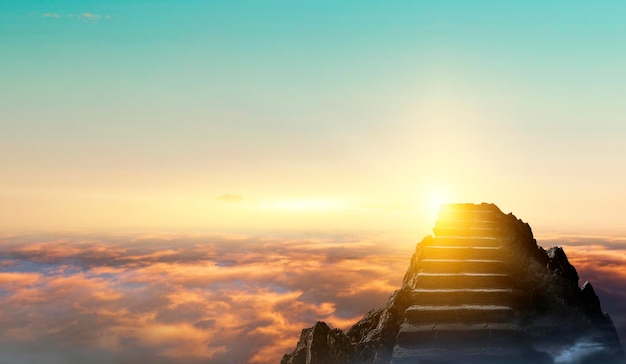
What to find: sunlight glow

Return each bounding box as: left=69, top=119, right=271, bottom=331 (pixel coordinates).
left=258, top=199, right=349, bottom=212
left=427, top=189, right=449, bottom=221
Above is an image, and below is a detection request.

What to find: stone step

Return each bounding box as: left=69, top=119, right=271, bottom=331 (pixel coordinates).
left=431, top=237, right=500, bottom=247
left=420, top=259, right=508, bottom=274
left=438, top=210, right=498, bottom=223
left=435, top=219, right=499, bottom=229
left=434, top=227, right=501, bottom=238
left=415, top=273, right=512, bottom=289
left=391, top=346, right=538, bottom=364
left=439, top=203, right=498, bottom=212
left=396, top=322, right=523, bottom=347
left=405, top=305, right=515, bottom=324
left=411, top=288, right=513, bottom=306
left=423, top=246, right=503, bottom=260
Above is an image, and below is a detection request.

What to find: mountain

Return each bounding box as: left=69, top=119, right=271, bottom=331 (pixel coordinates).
left=281, top=203, right=624, bottom=364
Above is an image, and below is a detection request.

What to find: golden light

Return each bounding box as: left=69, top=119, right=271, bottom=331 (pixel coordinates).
left=427, top=188, right=449, bottom=221
left=258, top=198, right=349, bottom=212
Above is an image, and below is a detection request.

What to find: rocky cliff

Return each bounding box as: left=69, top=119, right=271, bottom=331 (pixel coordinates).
left=281, top=203, right=624, bottom=364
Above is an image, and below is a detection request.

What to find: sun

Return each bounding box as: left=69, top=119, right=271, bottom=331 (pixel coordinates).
left=426, top=188, right=449, bottom=221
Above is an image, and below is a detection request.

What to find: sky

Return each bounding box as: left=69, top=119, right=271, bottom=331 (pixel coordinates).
left=2, top=0, right=626, bottom=235
left=1, top=1, right=626, bottom=363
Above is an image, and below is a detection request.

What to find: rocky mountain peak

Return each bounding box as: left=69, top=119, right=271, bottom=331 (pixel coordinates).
left=282, top=203, right=624, bottom=364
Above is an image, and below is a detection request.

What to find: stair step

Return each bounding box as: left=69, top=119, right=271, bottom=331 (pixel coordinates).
left=436, top=219, right=499, bottom=229
left=415, top=273, right=512, bottom=289
left=396, top=322, right=523, bottom=346
left=424, top=246, right=503, bottom=260
left=439, top=203, right=497, bottom=212
left=411, top=288, right=513, bottom=306
left=434, top=227, right=501, bottom=238
left=392, top=346, right=533, bottom=364
left=432, top=237, right=500, bottom=247
left=420, top=259, right=508, bottom=274
left=405, top=304, right=515, bottom=324
left=438, top=210, right=498, bottom=223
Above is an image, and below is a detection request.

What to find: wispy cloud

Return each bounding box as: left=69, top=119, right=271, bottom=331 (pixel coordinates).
left=40, top=12, right=112, bottom=22
left=215, top=194, right=245, bottom=203
left=79, top=12, right=101, bottom=21
left=535, top=233, right=626, bottom=250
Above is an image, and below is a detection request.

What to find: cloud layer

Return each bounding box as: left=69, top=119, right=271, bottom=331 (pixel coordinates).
left=0, top=233, right=411, bottom=364
left=0, top=233, right=624, bottom=363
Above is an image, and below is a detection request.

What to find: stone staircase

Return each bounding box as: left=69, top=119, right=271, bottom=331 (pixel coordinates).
left=392, top=203, right=523, bottom=364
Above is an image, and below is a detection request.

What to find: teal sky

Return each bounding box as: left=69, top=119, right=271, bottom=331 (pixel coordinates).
left=2, top=1, right=626, bottom=234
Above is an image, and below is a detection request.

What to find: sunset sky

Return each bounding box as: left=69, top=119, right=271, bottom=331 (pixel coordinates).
left=1, top=1, right=626, bottom=363
left=2, top=0, right=626, bottom=235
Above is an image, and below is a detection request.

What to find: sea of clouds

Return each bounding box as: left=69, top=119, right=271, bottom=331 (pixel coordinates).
left=0, top=233, right=624, bottom=364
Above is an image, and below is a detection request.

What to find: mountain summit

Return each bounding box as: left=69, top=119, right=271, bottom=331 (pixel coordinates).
left=282, top=203, right=624, bottom=364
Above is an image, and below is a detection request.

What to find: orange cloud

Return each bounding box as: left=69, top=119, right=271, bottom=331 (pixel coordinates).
left=0, top=233, right=412, bottom=363
left=0, top=272, right=41, bottom=286
left=2, top=233, right=621, bottom=363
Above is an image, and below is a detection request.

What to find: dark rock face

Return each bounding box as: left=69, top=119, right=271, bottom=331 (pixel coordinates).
left=347, top=288, right=413, bottom=364
left=281, top=203, right=624, bottom=364
left=280, top=322, right=354, bottom=364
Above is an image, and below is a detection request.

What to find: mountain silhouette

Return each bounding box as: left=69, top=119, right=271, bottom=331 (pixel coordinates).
left=282, top=203, right=624, bottom=364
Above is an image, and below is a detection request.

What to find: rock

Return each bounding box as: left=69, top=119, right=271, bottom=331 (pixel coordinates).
left=580, top=281, right=603, bottom=319
left=546, top=246, right=580, bottom=297
left=280, top=321, right=353, bottom=364
left=348, top=288, right=413, bottom=364
left=281, top=203, right=625, bottom=364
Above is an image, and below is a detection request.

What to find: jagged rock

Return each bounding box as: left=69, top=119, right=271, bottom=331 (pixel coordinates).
left=580, top=281, right=603, bottom=319
left=348, top=288, right=413, bottom=364
left=280, top=321, right=353, bottom=364
left=547, top=246, right=580, bottom=296
left=282, top=203, right=624, bottom=364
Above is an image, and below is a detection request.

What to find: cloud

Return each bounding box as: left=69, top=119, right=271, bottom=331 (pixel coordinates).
left=80, top=12, right=101, bottom=21
left=551, top=339, right=606, bottom=364
left=0, top=233, right=623, bottom=363
left=0, top=233, right=412, bottom=364
left=215, top=194, right=245, bottom=203
left=535, top=234, right=626, bottom=250
left=39, top=12, right=112, bottom=21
